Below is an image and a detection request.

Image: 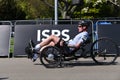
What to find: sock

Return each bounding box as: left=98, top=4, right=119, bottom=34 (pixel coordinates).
left=35, top=44, right=41, bottom=52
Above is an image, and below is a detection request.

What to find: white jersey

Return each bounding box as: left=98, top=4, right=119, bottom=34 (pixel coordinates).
left=68, top=31, right=89, bottom=46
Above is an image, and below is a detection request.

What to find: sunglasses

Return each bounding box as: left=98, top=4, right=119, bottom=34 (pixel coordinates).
left=78, top=25, right=83, bottom=27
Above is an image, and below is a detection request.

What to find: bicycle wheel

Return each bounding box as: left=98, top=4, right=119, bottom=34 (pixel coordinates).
left=91, top=37, right=119, bottom=65
left=40, top=46, right=62, bottom=68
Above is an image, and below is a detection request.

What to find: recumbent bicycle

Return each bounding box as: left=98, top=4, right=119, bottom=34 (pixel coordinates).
left=25, top=32, right=119, bottom=68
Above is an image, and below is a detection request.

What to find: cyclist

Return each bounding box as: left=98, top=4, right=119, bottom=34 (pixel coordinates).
left=32, top=21, right=89, bottom=62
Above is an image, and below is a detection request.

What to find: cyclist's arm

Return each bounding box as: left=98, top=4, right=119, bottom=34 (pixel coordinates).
left=68, top=42, right=81, bottom=49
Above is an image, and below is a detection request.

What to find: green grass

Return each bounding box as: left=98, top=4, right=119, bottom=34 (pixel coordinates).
left=10, top=37, right=14, bottom=55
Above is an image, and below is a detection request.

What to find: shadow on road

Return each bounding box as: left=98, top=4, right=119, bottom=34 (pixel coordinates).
left=0, top=77, right=9, bottom=80
left=63, top=61, right=118, bottom=67
left=34, top=60, right=119, bottom=68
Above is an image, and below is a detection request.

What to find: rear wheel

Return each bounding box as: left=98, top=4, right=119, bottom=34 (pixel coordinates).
left=40, top=46, right=62, bottom=68
left=91, top=37, right=119, bottom=65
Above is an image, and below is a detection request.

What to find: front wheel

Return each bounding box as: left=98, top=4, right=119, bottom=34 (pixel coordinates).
left=91, top=37, right=119, bottom=65
left=40, top=46, right=62, bottom=68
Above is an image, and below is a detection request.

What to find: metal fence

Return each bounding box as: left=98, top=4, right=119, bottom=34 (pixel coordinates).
left=0, top=19, right=120, bottom=57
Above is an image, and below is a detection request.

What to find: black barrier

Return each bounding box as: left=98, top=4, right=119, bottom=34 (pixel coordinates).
left=14, top=21, right=93, bottom=56
left=14, top=25, right=79, bottom=56
left=0, top=25, right=11, bottom=56
left=96, top=20, right=120, bottom=51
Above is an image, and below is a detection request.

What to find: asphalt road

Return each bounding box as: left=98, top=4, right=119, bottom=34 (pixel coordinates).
left=0, top=57, right=120, bottom=80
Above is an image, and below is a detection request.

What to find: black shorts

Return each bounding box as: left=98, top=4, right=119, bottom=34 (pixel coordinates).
left=55, top=38, right=62, bottom=48
left=55, top=39, right=71, bottom=54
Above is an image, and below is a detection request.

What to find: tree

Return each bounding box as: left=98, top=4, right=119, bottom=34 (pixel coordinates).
left=40, top=0, right=82, bottom=19
left=0, top=0, right=119, bottom=20
left=17, top=0, right=54, bottom=19
left=80, top=0, right=120, bottom=19
left=41, top=0, right=120, bottom=19
left=0, top=0, right=26, bottom=20
left=99, top=0, right=120, bottom=18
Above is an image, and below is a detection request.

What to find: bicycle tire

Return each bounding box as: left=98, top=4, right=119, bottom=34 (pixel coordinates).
left=91, top=37, right=119, bottom=65
left=40, top=46, right=62, bottom=68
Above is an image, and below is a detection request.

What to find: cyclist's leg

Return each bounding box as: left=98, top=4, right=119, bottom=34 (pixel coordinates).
left=35, top=35, right=60, bottom=51
left=33, top=35, right=61, bottom=62
left=41, top=35, right=60, bottom=47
